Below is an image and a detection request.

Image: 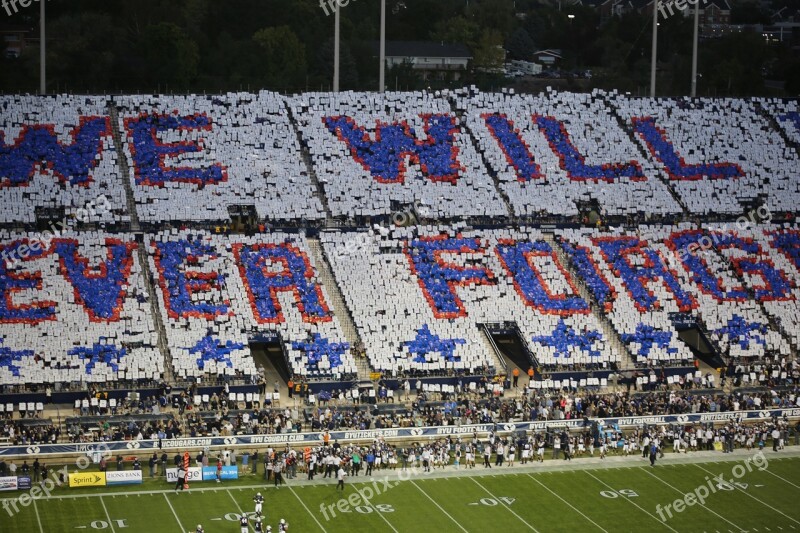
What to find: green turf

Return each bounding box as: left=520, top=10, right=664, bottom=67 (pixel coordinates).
left=2, top=453, right=800, bottom=532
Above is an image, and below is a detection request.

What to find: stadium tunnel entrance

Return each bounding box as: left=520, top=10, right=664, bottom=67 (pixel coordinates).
left=249, top=334, right=291, bottom=386
left=670, top=313, right=725, bottom=369
left=482, top=322, right=538, bottom=374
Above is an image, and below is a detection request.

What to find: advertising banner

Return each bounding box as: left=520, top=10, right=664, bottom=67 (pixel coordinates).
left=201, top=466, right=238, bottom=481
left=0, top=476, right=17, bottom=491
left=106, top=471, right=143, bottom=486
left=68, top=472, right=106, bottom=488
left=166, top=467, right=202, bottom=484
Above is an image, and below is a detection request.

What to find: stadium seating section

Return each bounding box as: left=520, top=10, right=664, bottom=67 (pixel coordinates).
left=115, top=92, right=324, bottom=222
left=288, top=91, right=507, bottom=220
left=1, top=90, right=799, bottom=384
left=0, top=231, right=161, bottom=384
left=146, top=230, right=355, bottom=380
left=0, top=95, right=128, bottom=223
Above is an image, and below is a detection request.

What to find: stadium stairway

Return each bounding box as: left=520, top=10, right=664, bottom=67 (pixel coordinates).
left=755, top=102, right=800, bottom=158
left=285, top=106, right=336, bottom=227
left=715, top=246, right=798, bottom=360
left=451, top=107, right=517, bottom=221
left=544, top=232, right=636, bottom=371
left=108, top=104, right=174, bottom=383
left=479, top=324, right=511, bottom=376
left=108, top=104, right=141, bottom=233
left=603, top=97, right=691, bottom=216
left=305, top=237, right=372, bottom=381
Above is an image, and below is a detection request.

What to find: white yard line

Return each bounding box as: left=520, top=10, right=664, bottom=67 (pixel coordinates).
left=526, top=473, right=609, bottom=532
left=226, top=489, right=255, bottom=532
left=693, top=465, right=800, bottom=526
left=471, top=477, right=538, bottom=532
left=759, top=467, right=800, bottom=490
left=288, top=485, right=328, bottom=533
left=584, top=470, right=679, bottom=533
left=99, top=496, right=116, bottom=533
left=32, top=497, right=44, bottom=533
left=353, top=485, right=399, bottom=533
left=638, top=466, right=745, bottom=532
left=163, top=493, right=186, bottom=533
left=411, top=480, right=469, bottom=533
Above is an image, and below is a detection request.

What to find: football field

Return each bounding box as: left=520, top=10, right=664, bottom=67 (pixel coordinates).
left=3, top=450, right=800, bottom=533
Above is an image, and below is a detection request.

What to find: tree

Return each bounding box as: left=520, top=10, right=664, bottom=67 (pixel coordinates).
left=137, top=22, right=199, bottom=89
left=253, top=26, right=307, bottom=89
left=316, top=38, right=359, bottom=90
left=473, top=29, right=505, bottom=70
left=506, top=28, right=536, bottom=61
left=431, top=16, right=481, bottom=51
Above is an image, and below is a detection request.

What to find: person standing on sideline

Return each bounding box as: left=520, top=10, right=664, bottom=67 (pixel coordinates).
left=772, top=426, right=781, bottom=452
left=336, top=465, right=347, bottom=491
left=273, top=457, right=284, bottom=487
left=216, top=458, right=222, bottom=483
left=175, top=465, right=186, bottom=492
left=149, top=453, right=157, bottom=478
left=483, top=443, right=492, bottom=468
left=649, top=442, right=658, bottom=466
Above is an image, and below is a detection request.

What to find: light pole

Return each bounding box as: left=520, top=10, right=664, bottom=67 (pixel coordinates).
left=39, top=0, right=45, bottom=94
left=690, top=0, right=700, bottom=97
left=334, top=0, right=340, bottom=92
left=379, top=0, right=386, bottom=92
left=650, top=0, right=658, bottom=97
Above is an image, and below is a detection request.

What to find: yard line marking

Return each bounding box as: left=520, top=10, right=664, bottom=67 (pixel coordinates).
left=354, top=485, right=398, bottom=533
left=411, top=480, right=469, bottom=533
left=288, top=485, right=328, bottom=533
left=759, top=468, right=800, bottom=490
left=584, top=471, right=678, bottom=533
left=226, top=489, right=254, bottom=532
left=471, top=477, right=538, bottom=532
left=99, top=496, right=116, bottom=533
left=638, top=467, right=745, bottom=532
left=693, top=465, right=800, bottom=526
left=163, top=493, right=186, bottom=533
left=32, top=497, right=44, bottom=533
left=526, top=474, right=608, bottom=532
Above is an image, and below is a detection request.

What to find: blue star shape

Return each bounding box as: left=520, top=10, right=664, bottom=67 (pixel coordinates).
left=0, top=340, right=33, bottom=377
left=188, top=335, right=244, bottom=370
left=403, top=324, right=466, bottom=363
left=715, top=315, right=767, bottom=350
left=620, top=324, right=678, bottom=357
left=531, top=320, right=602, bottom=359
left=292, top=333, right=349, bottom=369
left=67, top=342, right=127, bottom=374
